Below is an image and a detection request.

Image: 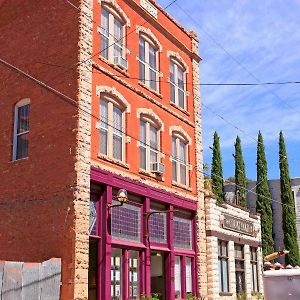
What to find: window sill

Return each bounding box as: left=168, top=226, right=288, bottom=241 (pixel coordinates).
left=219, top=292, right=233, bottom=297
left=138, top=81, right=163, bottom=99
left=172, top=180, right=192, bottom=191
left=97, top=153, right=129, bottom=169
left=97, top=56, right=130, bottom=78
left=139, top=169, right=164, bottom=181
left=9, top=157, right=29, bottom=164
left=169, top=101, right=190, bottom=116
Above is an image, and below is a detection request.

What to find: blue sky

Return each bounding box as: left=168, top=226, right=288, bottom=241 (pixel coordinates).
left=158, top=0, right=300, bottom=180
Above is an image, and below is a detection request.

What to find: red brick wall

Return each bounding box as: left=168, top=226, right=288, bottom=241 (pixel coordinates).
left=0, top=1, right=82, bottom=298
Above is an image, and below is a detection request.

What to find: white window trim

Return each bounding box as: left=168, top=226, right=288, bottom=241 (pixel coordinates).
left=170, top=126, right=191, bottom=187
left=138, top=113, right=162, bottom=172
left=138, top=33, right=160, bottom=92
left=169, top=57, right=188, bottom=110
left=99, top=3, right=129, bottom=65
left=98, top=90, right=129, bottom=163
left=12, top=98, right=30, bottom=161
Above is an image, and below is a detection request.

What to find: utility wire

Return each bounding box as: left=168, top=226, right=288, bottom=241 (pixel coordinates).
left=175, top=1, right=300, bottom=114
left=0, top=56, right=294, bottom=209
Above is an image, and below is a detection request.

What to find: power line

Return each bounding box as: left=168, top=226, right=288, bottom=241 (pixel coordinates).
left=0, top=56, right=294, bottom=210
left=175, top=1, right=300, bottom=114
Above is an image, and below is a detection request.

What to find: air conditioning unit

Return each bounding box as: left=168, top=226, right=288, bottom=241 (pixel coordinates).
left=151, top=162, right=165, bottom=175
left=114, top=56, right=128, bottom=69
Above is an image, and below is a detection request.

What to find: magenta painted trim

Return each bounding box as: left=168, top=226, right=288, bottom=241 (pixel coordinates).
left=174, top=249, right=196, bottom=256
left=144, top=197, right=151, bottom=297
left=111, top=239, right=146, bottom=249
left=150, top=245, right=170, bottom=252
left=91, top=166, right=197, bottom=210
left=123, top=250, right=129, bottom=299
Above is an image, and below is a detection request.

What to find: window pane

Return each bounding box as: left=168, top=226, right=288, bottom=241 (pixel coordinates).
left=149, top=44, right=156, bottom=69
left=100, top=100, right=108, bottom=129
left=150, top=125, right=157, bottom=149
left=150, top=150, right=158, bottom=164
left=172, top=161, right=177, bottom=181
left=170, top=83, right=176, bottom=103
left=111, top=202, right=141, bottom=242
left=113, top=135, right=122, bottom=161
left=149, top=69, right=157, bottom=90
left=17, top=104, right=29, bottom=134
left=111, top=248, right=122, bottom=300
left=114, top=19, right=123, bottom=59
left=129, top=251, right=139, bottom=300
left=218, top=259, right=222, bottom=292
left=17, top=133, right=28, bottom=159
left=180, top=164, right=187, bottom=185
left=170, top=62, right=175, bottom=83
left=179, top=141, right=186, bottom=162
left=186, top=258, right=192, bottom=293
left=139, top=61, right=145, bottom=83
left=178, top=89, right=185, bottom=109
left=100, top=129, right=108, bottom=155
left=101, top=10, right=109, bottom=59
left=140, top=146, right=146, bottom=170
left=139, top=38, right=145, bottom=62
left=140, top=121, right=146, bottom=143
left=89, top=200, right=97, bottom=235
left=113, top=106, right=122, bottom=133
left=177, top=67, right=184, bottom=89
left=172, top=137, right=177, bottom=157
left=173, top=217, right=192, bottom=249
left=174, top=256, right=181, bottom=298
left=222, top=260, right=229, bottom=292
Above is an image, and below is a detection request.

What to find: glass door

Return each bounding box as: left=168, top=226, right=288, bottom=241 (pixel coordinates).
left=111, top=248, right=122, bottom=300
left=129, top=251, right=139, bottom=299
left=151, top=251, right=165, bottom=300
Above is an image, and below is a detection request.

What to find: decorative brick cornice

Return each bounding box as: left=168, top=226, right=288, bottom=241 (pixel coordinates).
left=136, top=25, right=162, bottom=52
left=137, top=108, right=164, bottom=131
left=169, top=125, right=192, bottom=145
left=100, top=0, right=131, bottom=26
left=167, top=50, right=189, bottom=73
left=96, top=85, right=131, bottom=113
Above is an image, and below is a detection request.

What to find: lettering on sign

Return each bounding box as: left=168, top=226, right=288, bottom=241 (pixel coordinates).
left=140, top=0, right=158, bottom=19
left=222, top=214, right=255, bottom=236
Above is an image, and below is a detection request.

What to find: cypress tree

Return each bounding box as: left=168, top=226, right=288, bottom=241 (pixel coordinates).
left=279, top=131, right=300, bottom=265
left=256, top=131, right=274, bottom=257
left=234, top=136, right=247, bottom=206
left=211, top=132, right=224, bottom=203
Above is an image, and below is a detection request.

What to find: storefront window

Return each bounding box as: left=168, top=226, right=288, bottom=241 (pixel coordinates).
left=174, top=256, right=181, bottom=298
left=111, top=248, right=122, bottom=300
left=129, top=251, right=139, bottom=299
left=250, top=247, right=259, bottom=292
left=235, top=244, right=245, bottom=294
left=173, top=217, right=192, bottom=249
left=218, top=240, right=229, bottom=293
left=111, top=202, right=141, bottom=242
left=186, top=257, right=192, bottom=294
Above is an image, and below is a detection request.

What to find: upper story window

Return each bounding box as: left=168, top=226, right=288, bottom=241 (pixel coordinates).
left=218, top=240, right=229, bottom=293
left=138, top=109, right=164, bottom=173
left=13, top=99, right=30, bottom=160
left=100, top=3, right=129, bottom=69
left=139, top=34, right=159, bottom=92
left=168, top=52, right=189, bottom=110
left=171, top=127, right=191, bottom=187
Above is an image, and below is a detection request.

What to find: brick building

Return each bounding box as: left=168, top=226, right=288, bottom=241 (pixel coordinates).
left=0, top=0, right=206, bottom=299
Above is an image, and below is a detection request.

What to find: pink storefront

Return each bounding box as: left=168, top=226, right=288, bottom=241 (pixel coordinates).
left=89, top=167, right=199, bottom=300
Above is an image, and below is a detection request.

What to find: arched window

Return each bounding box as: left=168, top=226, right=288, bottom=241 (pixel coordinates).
left=170, top=127, right=191, bottom=186
left=98, top=88, right=130, bottom=162
left=100, top=1, right=129, bottom=68
left=168, top=52, right=189, bottom=110
left=13, top=98, right=30, bottom=160
left=138, top=28, right=161, bottom=92
left=138, top=109, right=163, bottom=172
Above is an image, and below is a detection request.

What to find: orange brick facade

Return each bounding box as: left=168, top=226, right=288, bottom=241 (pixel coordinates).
left=0, top=0, right=206, bottom=299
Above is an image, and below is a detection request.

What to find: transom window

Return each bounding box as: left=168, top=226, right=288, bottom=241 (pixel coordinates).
left=173, top=217, right=192, bottom=249
left=139, top=36, right=159, bottom=91
left=13, top=99, right=30, bottom=160
left=100, top=6, right=127, bottom=67
left=172, top=134, right=189, bottom=186
left=100, top=96, right=125, bottom=161
left=218, top=240, right=229, bottom=293
left=140, top=118, right=160, bottom=172
left=111, top=202, right=141, bottom=242
left=170, top=60, right=186, bottom=109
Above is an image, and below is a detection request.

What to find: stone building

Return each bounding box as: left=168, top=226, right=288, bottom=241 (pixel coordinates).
left=225, top=178, right=300, bottom=264
left=205, top=194, right=263, bottom=300
left=0, top=0, right=206, bottom=299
